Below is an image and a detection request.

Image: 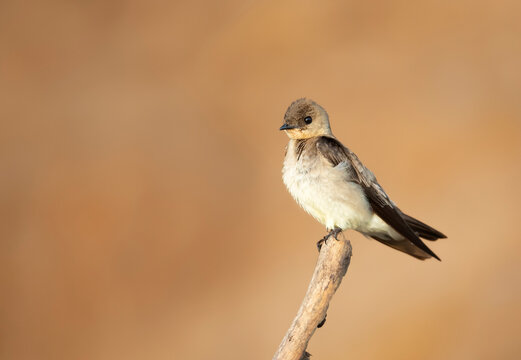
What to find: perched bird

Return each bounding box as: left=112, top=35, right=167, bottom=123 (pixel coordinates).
left=280, top=98, right=446, bottom=260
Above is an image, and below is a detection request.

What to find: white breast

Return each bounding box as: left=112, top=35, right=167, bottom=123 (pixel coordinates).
left=282, top=140, right=373, bottom=231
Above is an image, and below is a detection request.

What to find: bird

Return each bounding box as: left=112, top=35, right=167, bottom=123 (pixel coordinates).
left=280, top=98, right=446, bottom=260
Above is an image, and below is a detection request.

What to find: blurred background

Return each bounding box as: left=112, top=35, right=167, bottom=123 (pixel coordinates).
left=1, top=0, right=520, bottom=359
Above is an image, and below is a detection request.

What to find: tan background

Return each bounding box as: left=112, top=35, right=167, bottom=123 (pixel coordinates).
left=1, top=1, right=521, bottom=359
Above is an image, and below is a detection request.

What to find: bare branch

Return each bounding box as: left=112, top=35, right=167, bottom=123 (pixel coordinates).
left=273, top=234, right=352, bottom=360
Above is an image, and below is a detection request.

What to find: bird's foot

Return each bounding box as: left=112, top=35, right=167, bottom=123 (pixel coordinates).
left=316, top=227, right=343, bottom=251
left=330, top=227, right=342, bottom=241
left=316, top=236, right=327, bottom=252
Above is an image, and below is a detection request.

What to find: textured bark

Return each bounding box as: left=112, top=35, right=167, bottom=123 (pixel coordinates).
left=273, top=234, right=352, bottom=360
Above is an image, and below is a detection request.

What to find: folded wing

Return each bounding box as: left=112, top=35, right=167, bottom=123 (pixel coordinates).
left=316, top=136, right=442, bottom=260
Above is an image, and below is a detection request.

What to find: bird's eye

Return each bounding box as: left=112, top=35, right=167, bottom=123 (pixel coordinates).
left=304, top=116, right=312, bottom=124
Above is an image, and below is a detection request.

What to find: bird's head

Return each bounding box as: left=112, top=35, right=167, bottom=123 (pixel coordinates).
left=280, top=98, right=332, bottom=139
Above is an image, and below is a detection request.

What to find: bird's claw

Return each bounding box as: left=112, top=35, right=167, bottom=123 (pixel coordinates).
left=316, top=237, right=327, bottom=251
left=317, top=228, right=343, bottom=252
left=331, top=227, right=342, bottom=240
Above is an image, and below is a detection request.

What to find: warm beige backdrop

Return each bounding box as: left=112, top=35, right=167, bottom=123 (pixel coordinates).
left=1, top=1, right=520, bottom=359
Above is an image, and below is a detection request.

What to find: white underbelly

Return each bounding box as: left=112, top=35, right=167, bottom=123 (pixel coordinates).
left=283, top=162, right=373, bottom=231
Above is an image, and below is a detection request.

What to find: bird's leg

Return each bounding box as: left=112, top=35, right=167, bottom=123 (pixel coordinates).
left=331, top=227, right=343, bottom=240
left=316, top=227, right=343, bottom=252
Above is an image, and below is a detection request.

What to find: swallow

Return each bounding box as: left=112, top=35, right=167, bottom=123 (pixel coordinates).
left=280, top=98, right=446, bottom=260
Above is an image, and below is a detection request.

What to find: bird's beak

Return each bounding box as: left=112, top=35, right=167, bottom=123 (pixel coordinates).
left=279, top=123, right=297, bottom=131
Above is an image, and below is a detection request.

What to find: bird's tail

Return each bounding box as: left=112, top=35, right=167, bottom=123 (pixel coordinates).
left=401, top=213, right=447, bottom=241
left=369, top=213, right=446, bottom=260
left=369, top=235, right=434, bottom=260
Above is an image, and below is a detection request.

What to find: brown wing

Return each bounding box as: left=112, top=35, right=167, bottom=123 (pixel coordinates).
left=316, top=136, right=440, bottom=260
left=400, top=212, right=447, bottom=241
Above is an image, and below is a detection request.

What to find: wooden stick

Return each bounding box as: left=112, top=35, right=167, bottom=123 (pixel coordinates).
left=273, top=234, right=352, bottom=360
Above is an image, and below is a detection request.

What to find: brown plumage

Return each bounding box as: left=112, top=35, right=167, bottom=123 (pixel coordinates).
left=281, top=98, right=446, bottom=260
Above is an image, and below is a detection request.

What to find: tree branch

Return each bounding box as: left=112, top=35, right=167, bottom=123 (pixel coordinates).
left=273, top=234, right=352, bottom=360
